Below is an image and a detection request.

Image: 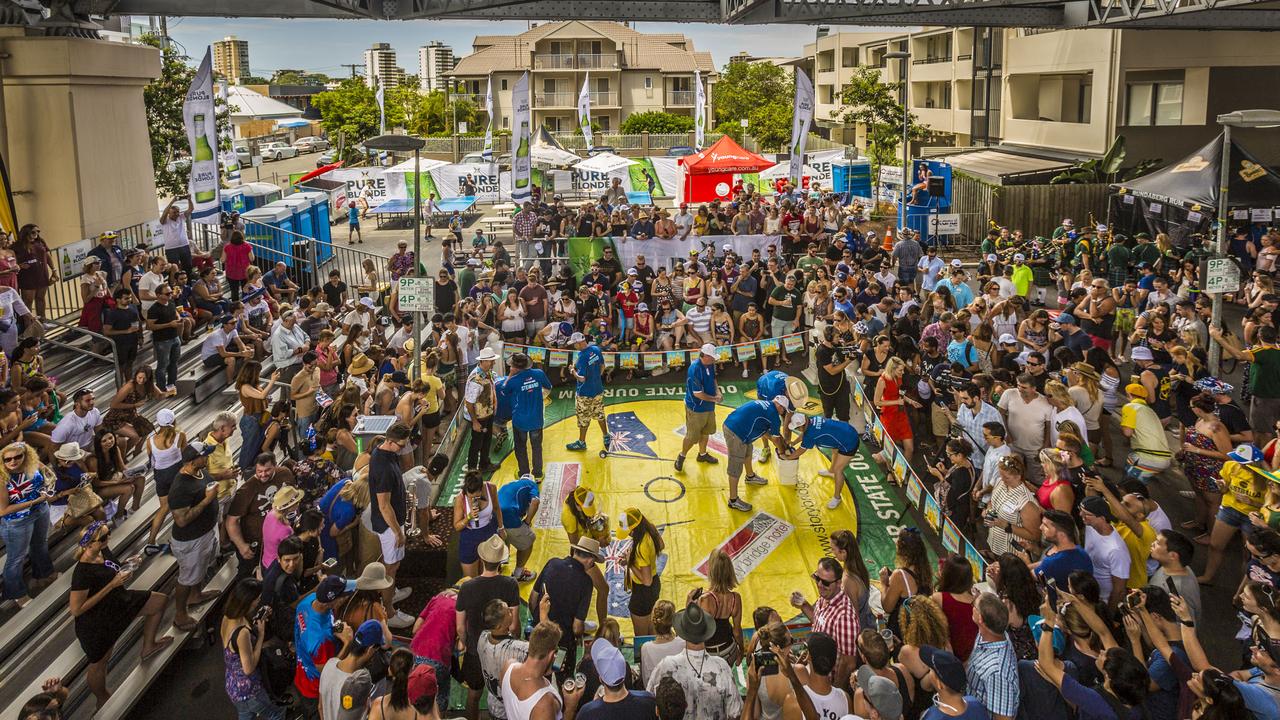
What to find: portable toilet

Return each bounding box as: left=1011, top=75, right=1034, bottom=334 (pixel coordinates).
left=294, top=190, right=332, bottom=247
left=277, top=196, right=314, bottom=242
left=241, top=182, right=283, bottom=211
left=239, top=204, right=295, bottom=267
left=221, top=187, right=246, bottom=215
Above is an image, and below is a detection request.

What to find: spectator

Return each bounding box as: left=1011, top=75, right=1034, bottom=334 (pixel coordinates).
left=647, top=603, right=743, bottom=720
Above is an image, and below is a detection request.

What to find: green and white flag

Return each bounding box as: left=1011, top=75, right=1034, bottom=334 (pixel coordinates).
left=789, top=68, right=814, bottom=188
left=216, top=83, right=240, bottom=186
left=183, top=47, right=220, bottom=223
left=482, top=74, right=494, bottom=161
left=512, top=71, right=532, bottom=203
left=578, top=72, right=593, bottom=151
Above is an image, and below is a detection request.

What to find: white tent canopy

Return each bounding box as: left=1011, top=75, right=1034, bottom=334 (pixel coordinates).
left=531, top=143, right=581, bottom=167
left=574, top=152, right=638, bottom=174
left=759, top=160, right=818, bottom=180
left=385, top=157, right=451, bottom=174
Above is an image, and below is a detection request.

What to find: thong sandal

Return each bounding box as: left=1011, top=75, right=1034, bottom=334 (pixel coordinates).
left=173, top=618, right=198, bottom=632
left=141, top=636, right=174, bottom=661
left=193, top=589, right=222, bottom=605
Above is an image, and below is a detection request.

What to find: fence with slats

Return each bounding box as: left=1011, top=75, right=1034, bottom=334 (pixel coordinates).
left=950, top=173, right=1110, bottom=243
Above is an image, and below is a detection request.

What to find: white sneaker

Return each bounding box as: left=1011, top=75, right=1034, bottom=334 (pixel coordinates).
left=742, top=368, right=749, bottom=378
left=585, top=619, right=599, bottom=633
left=827, top=497, right=842, bottom=510
left=393, top=587, right=412, bottom=604
left=818, top=469, right=834, bottom=478
left=388, top=610, right=415, bottom=629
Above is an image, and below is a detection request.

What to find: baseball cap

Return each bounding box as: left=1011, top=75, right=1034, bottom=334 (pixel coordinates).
left=1125, top=382, right=1148, bottom=399
left=334, top=670, right=375, bottom=720
left=919, top=646, right=967, bottom=693
left=700, top=343, right=717, bottom=357
left=591, top=638, right=628, bottom=687
left=217, top=314, right=235, bottom=325
left=1055, top=313, right=1077, bottom=325
left=998, top=333, right=1017, bottom=345
left=1013, top=253, right=1026, bottom=261
left=1229, top=444, right=1264, bottom=464
left=316, top=575, right=356, bottom=603
left=180, top=441, right=215, bottom=463
left=772, top=395, right=791, bottom=411
left=408, top=665, right=439, bottom=705
left=627, top=268, right=638, bottom=276
left=637, top=303, right=649, bottom=312
left=352, top=619, right=385, bottom=651
left=156, top=408, right=176, bottom=427
left=1130, top=346, right=1154, bottom=361
left=1079, top=495, right=1113, bottom=522
left=985, top=253, right=998, bottom=262
left=788, top=413, right=807, bottom=431
left=569, top=332, right=587, bottom=344
left=950, top=259, right=963, bottom=268
left=359, top=297, right=376, bottom=308
left=856, top=666, right=904, bottom=720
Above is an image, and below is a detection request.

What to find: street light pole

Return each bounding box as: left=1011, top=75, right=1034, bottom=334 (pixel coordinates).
left=884, top=50, right=911, bottom=231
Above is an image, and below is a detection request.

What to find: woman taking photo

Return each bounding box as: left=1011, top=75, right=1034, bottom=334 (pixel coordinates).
left=497, top=291, right=526, bottom=342
left=926, top=438, right=975, bottom=531
left=619, top=506, right=664, bottom=636
left=220, top=578, right=284, bottom=720
left=982, top=454, right=1042, bottom=555
left=452, top=470, right=503, bottom=578
left=879, top=528, right=933, bottom=639
left=236, top=360, right=280, bottom=473
left=695, top=549, right=743, bottom=666
left=71, top=521, right=172, bottom=710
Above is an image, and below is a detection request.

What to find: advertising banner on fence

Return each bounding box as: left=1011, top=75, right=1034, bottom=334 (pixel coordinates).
left=330, top=168, right=390, bottom=208
left=429, top=163, right=505, bottom=203
left=615, top=233, right=783, bottom=272
left=573, top=166, right=631, bottom=196
left=183, top=47, right=220, bottom=223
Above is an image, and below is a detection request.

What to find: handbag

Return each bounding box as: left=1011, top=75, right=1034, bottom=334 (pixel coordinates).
left=66, top=479, right=104, bottom=520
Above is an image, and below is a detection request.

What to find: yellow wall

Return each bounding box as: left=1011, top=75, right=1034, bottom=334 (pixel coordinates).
left=2, top=32, right=160, bottom=248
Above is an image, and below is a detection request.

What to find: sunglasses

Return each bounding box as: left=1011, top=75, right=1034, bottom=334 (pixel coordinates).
left=2, top=455, right=22, bottom=463
left=811, top=573, right=837, bottom=587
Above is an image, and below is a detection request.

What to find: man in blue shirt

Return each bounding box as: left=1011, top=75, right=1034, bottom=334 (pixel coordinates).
left=567, top=333, right=607, bottom=452
left=502, top=352, right=552, bottom=480
left=781, top=413, right=860, bottom=510
left=676, top=343, right=722, bottom=473
left=497, top=474, right=541, bottom=583
left=722, top=395, right=790, bottom=512
left=1031, top=510, right=1094, bottom=588
left=294, top=574, right=355, bottom=713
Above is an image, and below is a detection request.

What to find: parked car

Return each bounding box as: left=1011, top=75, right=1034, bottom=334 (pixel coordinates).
left=165, top=155, right=190, bottom=174
left=234, top=146, right=254, bottom=166
left=260, top=142, right=298, bottom=161
left=293, top=137, right=330, bottom=153
left=315, top=151, right=336, bottom=168
left=587, top=146, right=616, bottom=156
left=667, top=146, right=696, bottom=158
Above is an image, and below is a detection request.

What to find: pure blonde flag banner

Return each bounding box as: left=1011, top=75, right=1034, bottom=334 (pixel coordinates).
left=789, top=68, right=815, bottom=188
left=183, top=47, right=220, bottom=223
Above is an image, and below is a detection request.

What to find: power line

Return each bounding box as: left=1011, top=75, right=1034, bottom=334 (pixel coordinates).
left=340, top=64, right=362, bottom=78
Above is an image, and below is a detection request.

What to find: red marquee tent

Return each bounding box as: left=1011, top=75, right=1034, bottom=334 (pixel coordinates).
left=679, top=136, right=775, bottom=203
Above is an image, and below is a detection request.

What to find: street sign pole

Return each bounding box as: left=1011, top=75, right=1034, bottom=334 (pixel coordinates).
left=1210, top=124, right=1230, bottom=376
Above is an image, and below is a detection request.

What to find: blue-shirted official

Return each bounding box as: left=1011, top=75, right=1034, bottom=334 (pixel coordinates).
left=721, top=395, right=790, bottom=512
left=501, top=352, right=552, bottom=480
left=782, top=413, right=861, bottom=510
left=567, top=332, right=607, bottom=452
left=676, top=343, right=722, bottom=473
left=497, top=473, right=540, bottom=582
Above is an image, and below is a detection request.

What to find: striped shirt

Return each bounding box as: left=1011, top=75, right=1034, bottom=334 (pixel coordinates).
left=966, top=636, right=1020, bottom=717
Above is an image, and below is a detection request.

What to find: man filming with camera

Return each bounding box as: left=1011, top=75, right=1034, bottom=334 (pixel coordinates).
left=816, top=325, right=855, bottom=422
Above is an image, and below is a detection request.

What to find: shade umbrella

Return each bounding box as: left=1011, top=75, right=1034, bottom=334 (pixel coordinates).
left=294, top=161, right=344, bottom=186
left=574, top=152, right=638, bottom=174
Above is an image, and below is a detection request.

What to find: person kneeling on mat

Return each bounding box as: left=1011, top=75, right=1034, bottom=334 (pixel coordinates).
left=779, top=413, right=861, bottom=510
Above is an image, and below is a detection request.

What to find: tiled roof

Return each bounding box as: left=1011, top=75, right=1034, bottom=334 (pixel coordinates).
left=450, top=21, right=718, bottom=77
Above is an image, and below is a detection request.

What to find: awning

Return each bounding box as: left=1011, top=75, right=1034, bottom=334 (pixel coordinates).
left=275, top=119, right=311, bottom=129
left=681, top=135, right=775, bottom=175
left=940, top=149, right=1073, bottom=185
left=759, top=160, right=817, bottom=181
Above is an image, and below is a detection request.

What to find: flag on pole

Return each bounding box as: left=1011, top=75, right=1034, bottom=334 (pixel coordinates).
left=183, top=47, right=220, bottom=223
left=694, top=69, right=705, bottom=150
left=0, top=153, right=16, bottom=238
left=375, top=81, right=387, bottom=163
left=217, top=83, right=241, bottom=187
left=578, top=72, right=594, bottom=151
left=511, top=71, right=532, bottom=203
left=482, top=74, right=495, bottom=161
left=789, top=68, right=815, bottom=188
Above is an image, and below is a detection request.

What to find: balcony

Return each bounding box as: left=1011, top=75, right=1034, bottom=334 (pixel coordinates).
left=577, top=54, right=619, bottom=70
left=589, top=91, right=617, bottom=106
left=533, top=54, right=575, bottom=70
left=666, top=90, right=695, bottom=106
left=535, top=92, right=576, bottom=108
left=450, top=92, right=485, bottom=107
left=913, top=55, right=952, bottom=65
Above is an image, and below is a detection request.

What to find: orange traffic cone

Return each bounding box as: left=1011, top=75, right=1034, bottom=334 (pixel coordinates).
left=881, top=228, right=894, bottom=252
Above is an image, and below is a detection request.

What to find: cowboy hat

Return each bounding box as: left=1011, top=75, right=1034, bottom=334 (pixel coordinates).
left=347, top=353, right=375, bottom=375
left=672, top=603, right=717, bottom=644
left=476, top=347, right=499, bottom=362
left=54, top=443, right=85, bottom=462
left=477, top=534, right=510, bottom=564
left=570, top=536, right=605, bottom=563
left=1068, top=362, right=1100, bottom=381
left=785, top=376, right=810, bottom=407
left=354, top=562, right=395, bottom=591
left=271, top=485, right=305, bottom=511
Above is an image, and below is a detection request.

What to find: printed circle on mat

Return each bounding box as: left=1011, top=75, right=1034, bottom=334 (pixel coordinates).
left=488, top=398, right=857, bottom=634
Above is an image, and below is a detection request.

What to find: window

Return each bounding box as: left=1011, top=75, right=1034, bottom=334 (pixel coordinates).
left=1126, top=81, right=1183, bottom=126
left=644, top=76, right=653, bottom=89
left=500, top=78, right=508, bottom=91
left=502, top=116, right=509, bottom=129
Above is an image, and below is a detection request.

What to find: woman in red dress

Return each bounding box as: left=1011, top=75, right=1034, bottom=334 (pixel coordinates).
left=875, top=356, right=920, bottom=463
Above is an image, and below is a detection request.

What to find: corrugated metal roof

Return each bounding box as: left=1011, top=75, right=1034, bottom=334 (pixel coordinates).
left=226, top=86, right=304, bottom=120
left=944, top=150, right=1073, bottom=185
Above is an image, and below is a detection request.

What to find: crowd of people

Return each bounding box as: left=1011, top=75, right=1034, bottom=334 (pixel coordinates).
left=10, top=179, right=1280, bottom=720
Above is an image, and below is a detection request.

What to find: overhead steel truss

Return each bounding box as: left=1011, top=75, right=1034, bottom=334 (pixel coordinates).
left=55, top=0, right=1280, bottom=27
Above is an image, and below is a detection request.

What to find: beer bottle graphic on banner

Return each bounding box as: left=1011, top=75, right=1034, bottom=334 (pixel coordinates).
left=192, top=114, right=217, bottom=204
left=514, top=121, right=530, bottom=189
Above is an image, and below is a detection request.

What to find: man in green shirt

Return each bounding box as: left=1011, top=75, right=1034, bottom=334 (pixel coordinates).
left=1211, top=324, right=1280, bottom=448
left=1106, top=236, right=1132, bottom=287
left=768, top=274, right=804, bottom=339
left=1131, top=232, right=1162, bottom=268
left=457, top=258, right=479, bottom=299
left=797, top=243, right=825, bottom=284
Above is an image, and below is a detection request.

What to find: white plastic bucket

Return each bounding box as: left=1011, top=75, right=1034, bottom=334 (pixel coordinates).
left=777, top=457, right=799, bottom=486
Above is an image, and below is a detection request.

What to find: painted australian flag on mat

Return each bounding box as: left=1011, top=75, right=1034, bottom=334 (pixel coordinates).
left=603, top=536, right=668, bottom=617
left=605, top=411, right=658, bottom=458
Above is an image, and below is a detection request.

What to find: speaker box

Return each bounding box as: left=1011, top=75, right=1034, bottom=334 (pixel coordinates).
left=928, top=176, right=946, bottom=197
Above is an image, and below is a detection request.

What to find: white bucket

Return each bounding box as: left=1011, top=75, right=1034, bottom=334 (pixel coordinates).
left=777, top=457, right=799, bottom=486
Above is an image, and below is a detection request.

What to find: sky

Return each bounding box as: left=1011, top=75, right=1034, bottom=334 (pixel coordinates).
left=165, top=17, right=830, bottom=76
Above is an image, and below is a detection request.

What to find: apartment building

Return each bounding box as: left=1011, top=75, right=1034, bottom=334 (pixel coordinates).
left=212, top=35, right=251, bottom=85
left=806, top=27, right=1280, bottom=165
left=448, top=21, right=717, bottom=134
left=364, top=42, right=406, bottom=89
left=419, top=41, right=456, bottom=93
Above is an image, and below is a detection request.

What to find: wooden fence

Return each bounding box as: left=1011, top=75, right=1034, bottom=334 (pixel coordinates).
left=951, top=172, right=1111, bottom=242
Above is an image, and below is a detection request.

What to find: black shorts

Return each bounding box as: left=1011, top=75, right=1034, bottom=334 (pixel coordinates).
left=461, top=650, right=484, bottom=690
left=203, top=354, right=226, bottom=369
left=628, top=575, right=661, bottom=616
left=422, top=410, right=441, bottom=429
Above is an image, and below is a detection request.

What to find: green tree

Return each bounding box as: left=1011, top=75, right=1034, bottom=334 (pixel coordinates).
left=620, top=111, right=695, bottom=134
left=711, top=61, right=794, bottom=150
left=238, top=76, right=270, bottom=85
left=1050, top=136, right=1161, bottom=184
left=141, top=33, right=232, bottom=198
left=833, top=67, right=929, bottom=196
left=271, top=69, right=328, bottom=85
left=311, top=78, right=405, bottom=162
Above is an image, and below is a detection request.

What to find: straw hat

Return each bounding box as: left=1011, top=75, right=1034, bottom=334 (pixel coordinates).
left=271, top=485, right=305, bottom=511
left=354, top=562, right=395, bottom=591
left=569, top=536, right=605, bottom=563
left=54, top=443, right=85, bottom=462
left=347, top=353, right=375, bottom=376
left=1068, top=362, right=1100, bottom=381
left=785, top=376, right=810, bottom=407
left=477, top=534, right=510, bottom=564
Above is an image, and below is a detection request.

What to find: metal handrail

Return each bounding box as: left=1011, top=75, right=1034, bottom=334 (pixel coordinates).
left=39, top=316, right=124, bottom=388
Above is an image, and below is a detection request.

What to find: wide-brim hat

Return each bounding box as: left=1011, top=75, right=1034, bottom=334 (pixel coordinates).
left=477, top=534, right=510, bottom=564
left=785, top=376, right=809, bottom=407
left=672, top=603, right=717, bottom=644
left=570, top=536, right=605, bottom=563
left=348, top=353, right=375, bottom=375
left=55, top=443, right=85, bottom=462
left=1068, top=362, right=1100, bottom=381
left=354, top=561, right=395, bottom=591
left=271, top=485, right=305, bottom=511
left=476, top=347, right=499, bottom=362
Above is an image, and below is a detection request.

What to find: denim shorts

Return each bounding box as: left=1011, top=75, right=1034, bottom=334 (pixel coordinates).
left=1217, top=505, right=1251, bottom=529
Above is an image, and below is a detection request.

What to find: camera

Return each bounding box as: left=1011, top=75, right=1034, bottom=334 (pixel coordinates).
left=753, top=649, right=779, bottom=668
left=252, top=605, right=272, bottom=623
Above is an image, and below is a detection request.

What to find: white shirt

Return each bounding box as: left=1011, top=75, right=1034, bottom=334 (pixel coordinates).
left=1050, top=406, right=1088, bottom=447
left=917, top=256, right=944, bottom=291
left=0, top=288, right=30, bottom=355
left=980, top=443, right=1014, bottom=492
left=673, top=212, right=694, bottom=238
left=160, top=214, right=190, bottom=250
left=50, top=408, right=103, bottom=449
left=201, top=327, right=239, bottom=361
left=138, top=271, right=166, bottom=313
left=270, top=321, right=309, bottom=368
left=1084, top=525, right=1131, bottom=599
left=994, top=277, right=1017, bottom=298
left=646, top=648, right=742, bottom=720
left=685, top=307, right=712, bottom=335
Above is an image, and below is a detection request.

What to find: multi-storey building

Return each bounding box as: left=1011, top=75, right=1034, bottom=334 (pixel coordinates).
left=419, top=41, right=456, bottom=93
left=212, top=35, right=251, bottom=84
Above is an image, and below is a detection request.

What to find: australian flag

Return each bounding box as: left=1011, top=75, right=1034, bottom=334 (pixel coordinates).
left=602, top=536, right=669, bottom=617
left=605, top=411, right=658, bottom=458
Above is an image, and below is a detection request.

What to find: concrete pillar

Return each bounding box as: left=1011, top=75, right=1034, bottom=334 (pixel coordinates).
left=2, top=32, right=160, bottom=248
